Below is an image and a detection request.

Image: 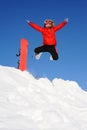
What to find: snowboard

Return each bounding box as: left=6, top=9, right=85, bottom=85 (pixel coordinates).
left=19, top=38, right=28, bottom=71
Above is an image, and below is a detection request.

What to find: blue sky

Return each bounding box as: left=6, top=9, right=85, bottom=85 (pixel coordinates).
left=0, top=0, right=87, bottom=91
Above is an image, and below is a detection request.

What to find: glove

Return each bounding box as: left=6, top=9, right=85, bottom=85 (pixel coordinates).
left=26, top=20, right=30, bottom=23
left=64, top=18, right=69, bottom=23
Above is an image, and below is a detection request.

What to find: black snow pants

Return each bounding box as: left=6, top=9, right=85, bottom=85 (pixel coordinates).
left=34, top=45, right=59, bottom=60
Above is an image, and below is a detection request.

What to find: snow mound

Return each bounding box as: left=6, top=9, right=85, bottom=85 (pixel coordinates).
left=0, top=65, right=87, bottom=130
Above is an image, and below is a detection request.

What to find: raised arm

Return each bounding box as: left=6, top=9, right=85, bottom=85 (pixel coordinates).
left=26, top=20, right=43, bottom=32
left=54, top=18, right=68, bottom=32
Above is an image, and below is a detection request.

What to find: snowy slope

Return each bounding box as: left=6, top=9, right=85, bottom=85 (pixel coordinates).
left=0, top=65, right=87, bottom=130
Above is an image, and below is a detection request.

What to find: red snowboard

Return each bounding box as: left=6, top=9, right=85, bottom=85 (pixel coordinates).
left=19, top=38, right=28, bottom=71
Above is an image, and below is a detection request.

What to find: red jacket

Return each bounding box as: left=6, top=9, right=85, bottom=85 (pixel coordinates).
left=28, top=21, right=67, bottom=46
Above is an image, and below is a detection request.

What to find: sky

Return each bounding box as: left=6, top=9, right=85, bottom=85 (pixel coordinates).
left=0, top=65, right=87, bottom=129
left=0, top=0, right=87, bottom=91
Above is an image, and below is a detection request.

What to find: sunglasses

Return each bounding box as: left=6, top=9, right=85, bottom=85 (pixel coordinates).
left=44, top=20, right=53, bottom=24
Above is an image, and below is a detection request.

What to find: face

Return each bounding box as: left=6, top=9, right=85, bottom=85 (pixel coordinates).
left=45, top=23, right=52, bottom=28
left=44, top=20, right=54, bottom=28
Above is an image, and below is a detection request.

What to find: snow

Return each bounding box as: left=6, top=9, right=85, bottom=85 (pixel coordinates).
left=0, top=65, right=87, bottom=130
